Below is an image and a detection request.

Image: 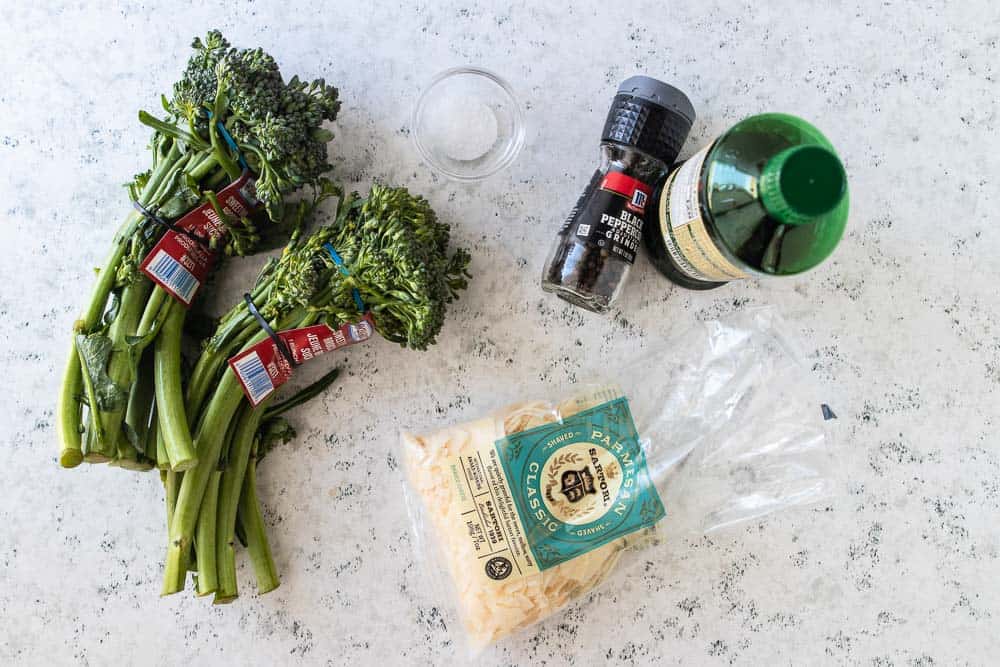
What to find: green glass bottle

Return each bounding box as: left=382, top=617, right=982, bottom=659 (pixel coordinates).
left=643, top=113, right=849, bottom=289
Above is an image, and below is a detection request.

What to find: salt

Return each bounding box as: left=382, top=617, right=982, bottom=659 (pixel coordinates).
left=425, top=96, right=498, bottom=162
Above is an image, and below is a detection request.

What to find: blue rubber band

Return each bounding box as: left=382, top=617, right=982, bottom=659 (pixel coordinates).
left=323, top=243, right=365, bottom=313
left=205, top=110, right=248, bottom=170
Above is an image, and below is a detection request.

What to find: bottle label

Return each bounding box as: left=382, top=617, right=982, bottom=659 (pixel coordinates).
left=658, top=145, right=749, bottom=282
left=561, top=169, right=652, bottom=265
left=228, top=313, right=375, bottom=406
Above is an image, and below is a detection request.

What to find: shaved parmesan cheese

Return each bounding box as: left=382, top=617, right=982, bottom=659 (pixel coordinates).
left=402, top=387, right=661, bottom=648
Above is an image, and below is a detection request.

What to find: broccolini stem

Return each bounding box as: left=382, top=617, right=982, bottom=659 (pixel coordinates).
left=138, top=111, right=208, bottom=151
left=187, top=153, right=221, bottom=183
left=195, top=470, right=223, bottom=597
left=57, top=142, right=185, bottom=464
left=263, top=367, right=340, bottom=420
left=135, top=286, right=169, bottom=341
left=161, top=356, right=251, bottom=594
left=91, top=148, right=198, bottom=457
left=111, top=439, right=140, bottom=470
left=164, top=469, right=180, bottom=530
left=146, top=403, right=160, bottom=466
left=163, top=309, right=301, bottom=595
left=56, top=349, right=84, bottom=467
left=208, top=99, right=241, bottom=181
left=92, top=278, right=152, bottom=459
left=77, top=344, right=108, bottom=463
left=185, top=322, right=259, bottom=423
left=154, top=302, right=197, bottom=470
left=185, top=303, right=305, bottom=428
left=237, top=448, right=279, bottom=594
left=82, top=425, right=104, bottom=464
left=214, top=403, right=267, bottom=603
left=123, top=350, right=156, bottom=462
left=155, top=423, right=169, bottom=471
left=194, top=392, right=243, bottom=597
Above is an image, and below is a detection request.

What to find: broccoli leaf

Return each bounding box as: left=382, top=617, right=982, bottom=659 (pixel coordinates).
left=75, top=334, right=129, bottom=413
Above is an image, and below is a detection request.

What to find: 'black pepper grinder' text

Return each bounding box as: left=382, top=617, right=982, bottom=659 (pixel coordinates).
left=541, top=76, right=695, bottom=313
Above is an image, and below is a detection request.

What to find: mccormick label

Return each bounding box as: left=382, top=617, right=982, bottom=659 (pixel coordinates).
left=228, top=313, right=376, bottom=407
left=559, top=169, right=652, bottom=264
left=140, top=171, right=258, bottom=306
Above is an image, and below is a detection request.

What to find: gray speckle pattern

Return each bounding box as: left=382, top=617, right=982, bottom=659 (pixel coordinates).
left=1, top=2, right=999, bottom=665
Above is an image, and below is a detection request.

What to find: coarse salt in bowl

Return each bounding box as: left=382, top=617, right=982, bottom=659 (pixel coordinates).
left=411, top=67, right=525, bottom=182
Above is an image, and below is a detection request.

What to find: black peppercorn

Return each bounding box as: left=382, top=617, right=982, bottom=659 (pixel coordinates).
left=541, top=76, right=695, bottom=313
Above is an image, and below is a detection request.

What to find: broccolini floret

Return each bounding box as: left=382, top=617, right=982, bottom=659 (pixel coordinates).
left=165, top=30, right=341, bottom=222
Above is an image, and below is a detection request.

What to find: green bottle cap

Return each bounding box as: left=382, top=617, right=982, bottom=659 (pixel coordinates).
left=759, top=145, right=846, bottom=226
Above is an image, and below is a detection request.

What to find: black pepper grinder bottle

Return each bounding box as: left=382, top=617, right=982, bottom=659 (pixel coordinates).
left=541, top=76, right=695, bottom=313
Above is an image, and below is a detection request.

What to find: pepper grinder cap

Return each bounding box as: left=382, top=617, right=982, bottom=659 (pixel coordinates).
left=602, top=76, right=695, bottom=165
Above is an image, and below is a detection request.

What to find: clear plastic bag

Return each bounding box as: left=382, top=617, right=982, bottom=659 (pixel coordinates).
left=400, top=307, right=833, bottom=652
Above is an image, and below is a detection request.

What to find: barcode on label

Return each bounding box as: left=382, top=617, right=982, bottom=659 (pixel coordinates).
left=232, top=351, right=274, bottom=405
left=146, top=249, right=199, bottom=304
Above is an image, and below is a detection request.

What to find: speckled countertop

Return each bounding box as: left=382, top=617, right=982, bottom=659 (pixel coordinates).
left=2, top=2, right=998, bottom=665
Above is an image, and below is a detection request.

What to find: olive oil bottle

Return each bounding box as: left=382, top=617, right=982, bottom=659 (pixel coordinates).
left=644, top=113, right=848, bottom=289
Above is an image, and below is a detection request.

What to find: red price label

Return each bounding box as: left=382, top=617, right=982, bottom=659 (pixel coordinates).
left=228, top=314, right=376, bottom=407
left=139, top=171, right=258, bottom=306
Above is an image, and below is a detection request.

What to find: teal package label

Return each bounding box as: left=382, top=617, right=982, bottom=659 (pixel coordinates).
left=494, top=396, right=666, bottom=571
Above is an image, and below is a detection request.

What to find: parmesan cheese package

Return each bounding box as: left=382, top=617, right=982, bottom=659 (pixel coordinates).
left=401, top=308, right=833, bottom=651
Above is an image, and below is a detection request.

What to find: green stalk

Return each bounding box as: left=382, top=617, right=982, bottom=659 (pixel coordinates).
left=115, top=448, right=153, bottom=472
left=237, top=445, right=279, bottom=594
left=214, top=404, right=267, bottom=603
left=138, top=110, right=208, bottom=151
left=156, top=428, right=169, bottom=471
left=165, top=469, right=180, bottom=531
left=186, top=331, right=248, bottom=418
left=93, top=279, right=153, bottom=459
left=193, top=402, right=243, bottom=597
left=154, top=302, right=197, bottom=470
left=102, top=150, right=226, bottom=469
left=195, top=470, right=222, bottom=597
left=78, top=354, right=107, bottom=463
left=146, top=402, right=160, bottom=465
left=57, top=142, right=183, bottom=465
left=187, top=153, right=222, bottom=183
left=185, top=326, right=257, bottom=423
left=183, top=284, right=269, bottom=419
left=61, top=235, right=131, bottom=463
left=121, top=350, right=156, bottom=470
left=56, top=348, right=85, bottom=467
left=208, top=96, right=242, bottom=181
left=163, top=309, right=301, bottom=595
left=135, top=286, right=169, bottom=344
left=263, top=367, right=340, bottom=420
left=124, top=350, right=155, bottom=451
left=162, top=367, right=248, bottom=594
left=112, top=439, right=139, bottom=469
left=82, top=423, right=103, bottom=464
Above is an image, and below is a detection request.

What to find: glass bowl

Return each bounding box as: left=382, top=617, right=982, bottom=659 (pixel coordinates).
left=411, top=67, right=525, bottom=182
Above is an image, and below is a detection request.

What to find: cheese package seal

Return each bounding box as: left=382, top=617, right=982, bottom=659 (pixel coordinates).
left=401, top=308, right=834, bottom=651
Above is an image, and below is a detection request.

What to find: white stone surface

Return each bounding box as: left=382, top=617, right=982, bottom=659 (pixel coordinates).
left=1, top=1, right=998, bottom=665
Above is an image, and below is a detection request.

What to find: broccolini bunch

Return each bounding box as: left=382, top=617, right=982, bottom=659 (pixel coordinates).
left=162, top=181, right=471, bottom=600
left=58, top=31, right=341, bottom=470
